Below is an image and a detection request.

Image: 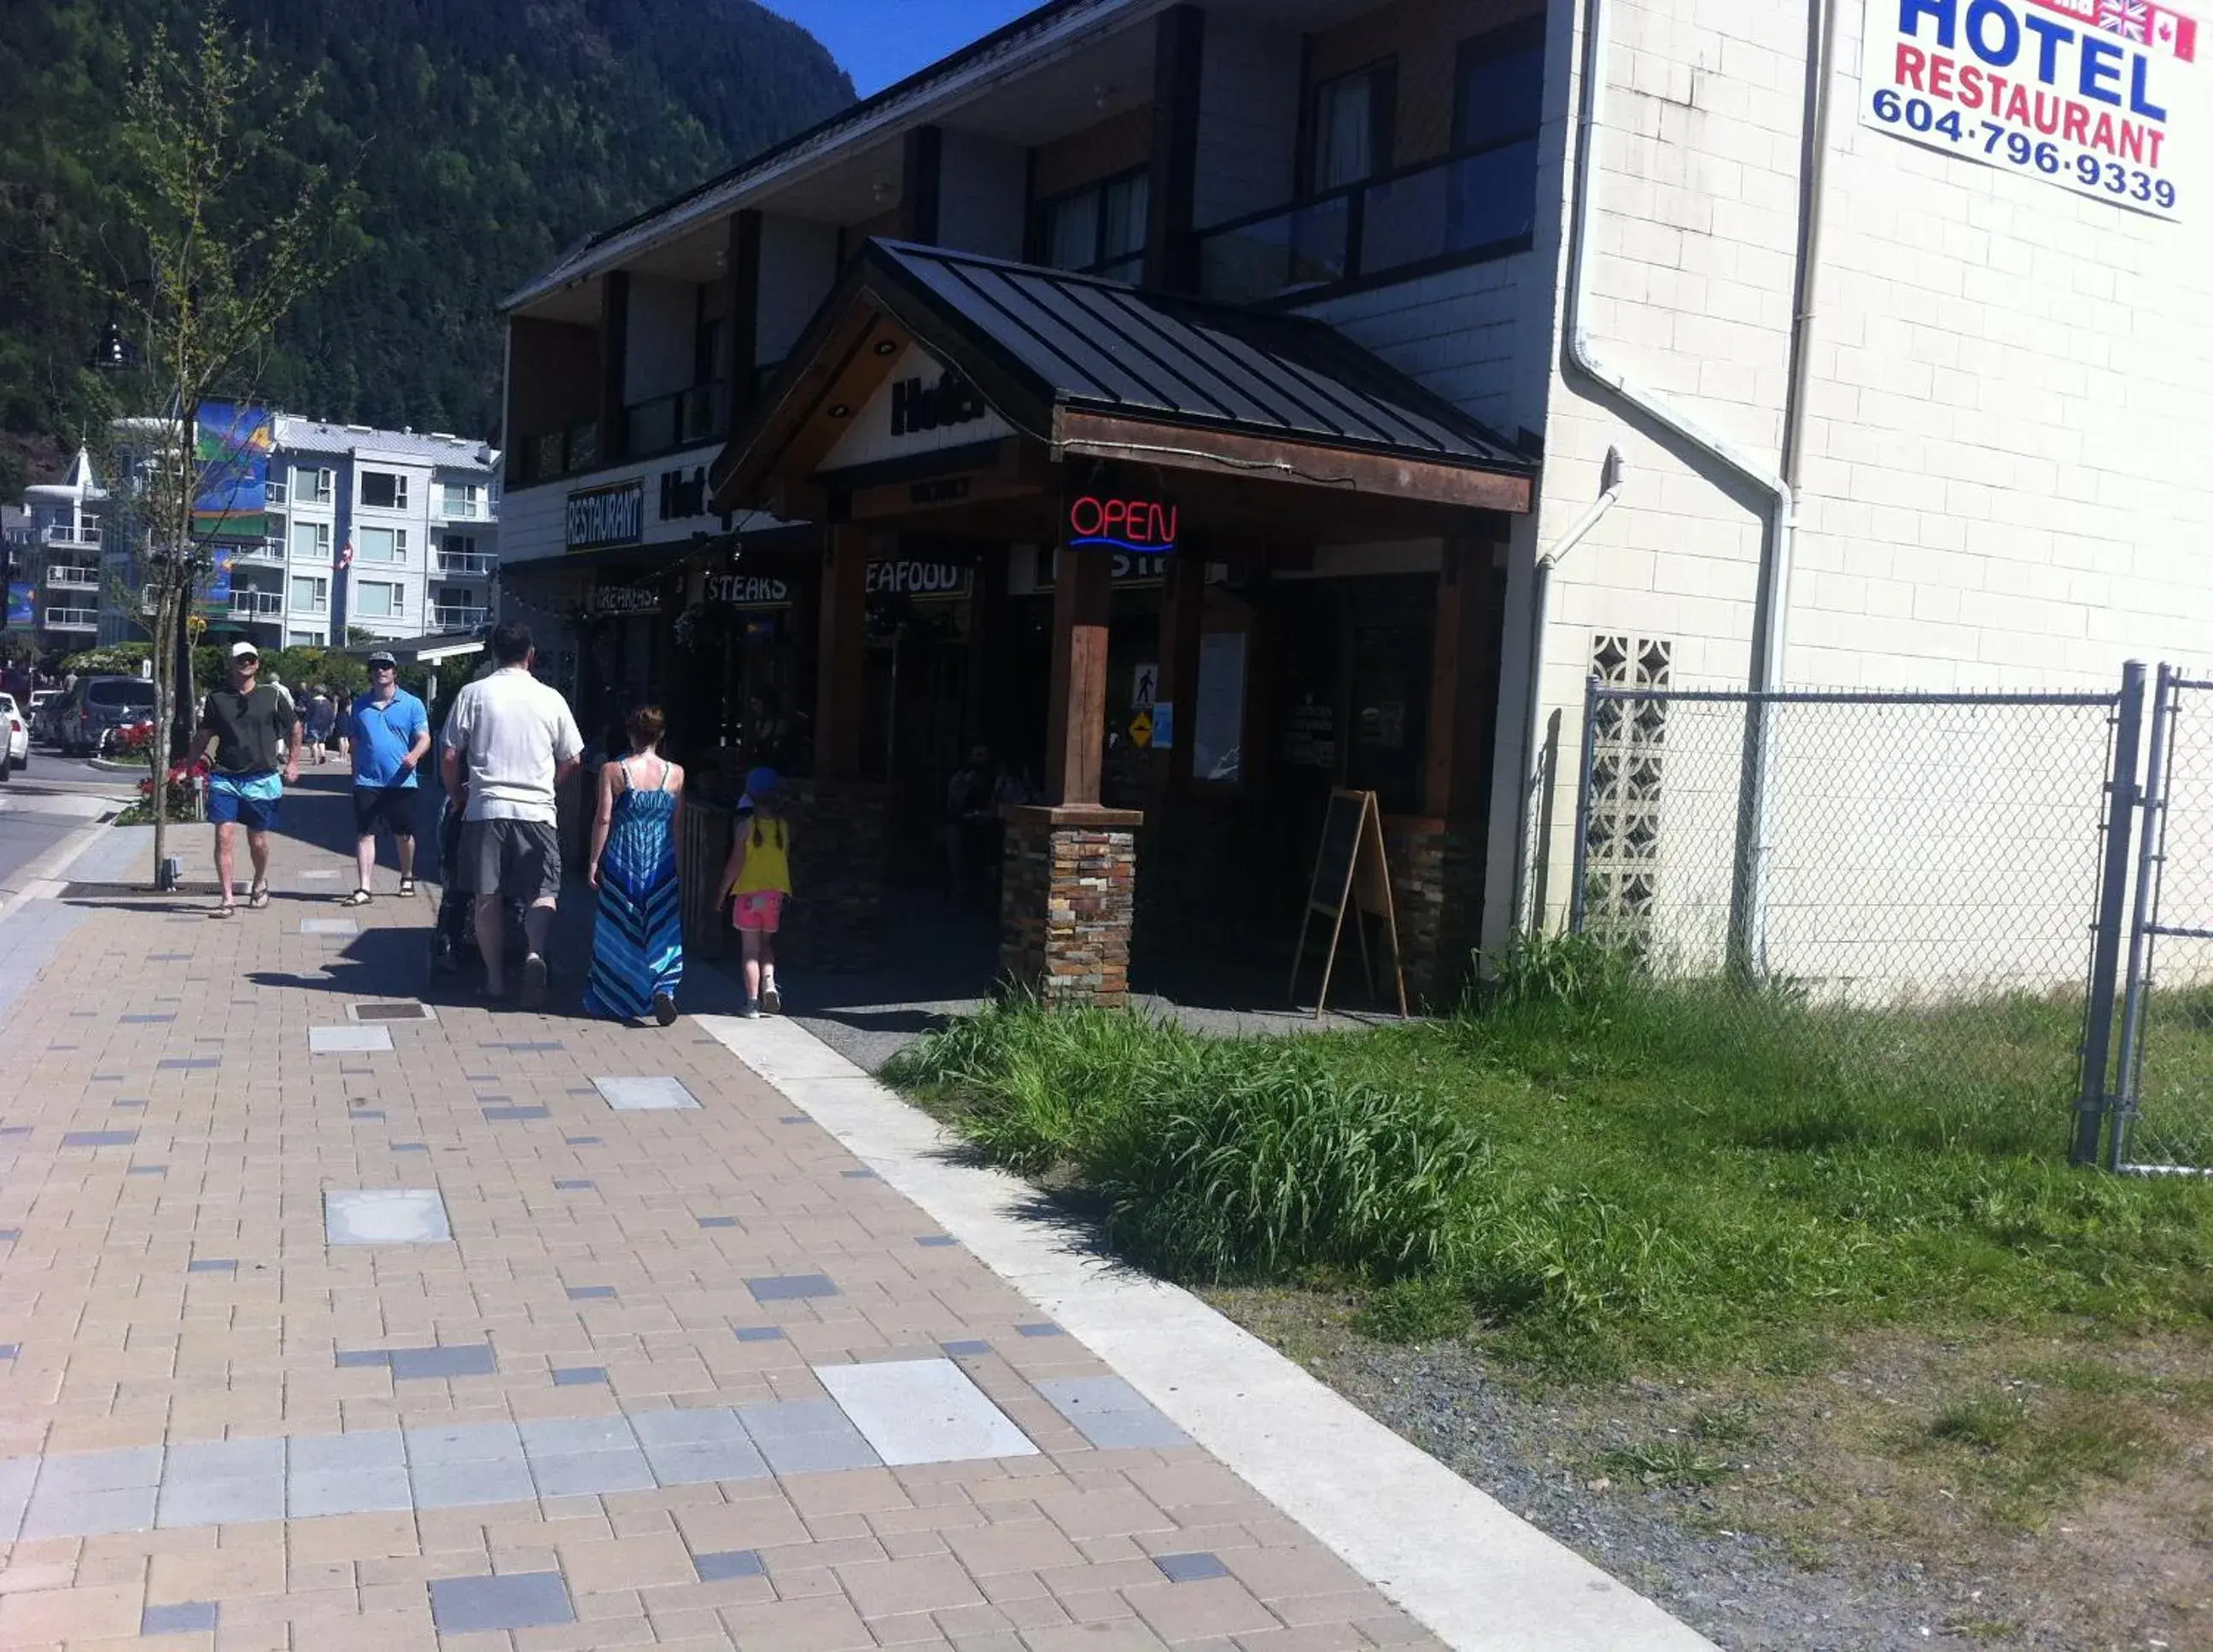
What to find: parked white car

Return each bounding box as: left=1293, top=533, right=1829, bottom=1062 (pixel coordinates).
left=0, top=694, right=26, bottom=773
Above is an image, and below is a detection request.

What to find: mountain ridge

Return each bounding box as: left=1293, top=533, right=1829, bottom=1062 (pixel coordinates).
left=0, top=0, right=855, bottom=496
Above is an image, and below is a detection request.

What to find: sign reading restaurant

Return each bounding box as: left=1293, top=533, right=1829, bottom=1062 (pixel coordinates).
left=567, top=479, right=644, bottom=552
left=1861, top=0, right=2197, bottom=221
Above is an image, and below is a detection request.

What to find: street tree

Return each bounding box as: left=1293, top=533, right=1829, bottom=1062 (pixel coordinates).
left=79, top=9, right=353, bottom=885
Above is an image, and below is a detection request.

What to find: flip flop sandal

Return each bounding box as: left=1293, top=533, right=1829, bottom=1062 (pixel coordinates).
left=207, top=903, right=237, bottom=919
left=248, top=885, right=272, bottom=910
left=398, top=878, right=417, bottom=897
left=339, top=889, right=373, bottom=908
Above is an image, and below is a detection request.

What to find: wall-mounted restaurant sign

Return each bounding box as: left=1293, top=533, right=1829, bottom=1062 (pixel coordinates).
left=567, top=479, right=644, bottom=552
left=704, top=570, right=792, bottom=608
left=589, top=578, right=665, bottom=617
left=867, top=558, right=972, bottom=599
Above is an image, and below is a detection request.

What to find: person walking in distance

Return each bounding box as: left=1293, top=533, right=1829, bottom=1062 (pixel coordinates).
left=185, top=641, right=300, bottom=917
left=439, top=623, right=583, bottom=1007
left=583, top=705, right=686, bottom=1025
left=304, top=686, right=336, bottom=765
left=341, top=651, right=431, bottom=906
left=721, top=766, right=792, bottom=1018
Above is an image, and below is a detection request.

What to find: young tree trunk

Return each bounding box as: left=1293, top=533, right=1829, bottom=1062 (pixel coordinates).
left=149, top=590, right=175, bottom=888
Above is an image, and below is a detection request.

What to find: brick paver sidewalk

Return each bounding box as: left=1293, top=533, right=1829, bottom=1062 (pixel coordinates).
left=0, top=834, right=1448, bottom=1651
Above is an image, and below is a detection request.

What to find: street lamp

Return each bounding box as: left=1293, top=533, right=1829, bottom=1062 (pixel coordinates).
left=90, top=316, right=137, bottom=375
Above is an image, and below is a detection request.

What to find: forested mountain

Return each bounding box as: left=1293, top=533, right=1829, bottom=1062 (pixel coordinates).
left=0, top=0, right=854, bottom=495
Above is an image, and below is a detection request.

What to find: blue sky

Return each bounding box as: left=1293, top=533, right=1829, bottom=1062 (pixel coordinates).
left=763, top=1, right=1045, bottom=96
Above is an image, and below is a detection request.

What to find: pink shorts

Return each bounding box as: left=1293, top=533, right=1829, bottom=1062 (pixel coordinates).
left=732, top=890, right=784, bottom=932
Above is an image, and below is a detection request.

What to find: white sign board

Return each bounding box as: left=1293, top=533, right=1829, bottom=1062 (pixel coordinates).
left=1860, top=0, right=2196, bottom=220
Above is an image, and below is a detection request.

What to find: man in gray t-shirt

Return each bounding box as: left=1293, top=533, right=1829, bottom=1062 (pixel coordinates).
left=439, top=622, right=582, bottom=1006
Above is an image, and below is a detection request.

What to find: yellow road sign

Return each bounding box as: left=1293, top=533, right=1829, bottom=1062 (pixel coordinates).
left=1129, top=709, right=1153, bottom=749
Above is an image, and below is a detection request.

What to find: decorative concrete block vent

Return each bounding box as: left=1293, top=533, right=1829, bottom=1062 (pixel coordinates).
left=1001, top=806, right=1141, bottom=1008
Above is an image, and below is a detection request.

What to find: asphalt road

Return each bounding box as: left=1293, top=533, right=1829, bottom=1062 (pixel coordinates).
left=0, top=751, right=139, bottom=892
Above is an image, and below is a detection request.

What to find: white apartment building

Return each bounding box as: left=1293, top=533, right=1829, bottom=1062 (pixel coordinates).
left=14, top=449, right=107, bottom=651
left=263, top=419, right=502, bottom=649
left=491, top=0, right=2212, bottom=1002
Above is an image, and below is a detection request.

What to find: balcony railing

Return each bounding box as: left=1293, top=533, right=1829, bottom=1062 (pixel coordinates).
left=437, top=550, right=496, bottom=578
left=237, top=541, right=286, bottom=565
left=43, top=607, right=98, bottom=631
left=231, top=590, right=283, bottom=617
left=432, top=605, right=489, bottom=632
left=1194, top=137, right=1539, bottom=304
left=42, top=521, right=101, bottom=546
left=44, top=565, right=98, bottom=589
left=622, top=382, right=727, bottom=462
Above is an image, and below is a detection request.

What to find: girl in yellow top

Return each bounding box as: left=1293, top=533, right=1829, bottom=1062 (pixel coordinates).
left=721, top=766, right=792, bottom=1018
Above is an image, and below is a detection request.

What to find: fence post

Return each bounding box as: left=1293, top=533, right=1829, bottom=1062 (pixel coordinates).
left=2108, top=663, right=2175, bottom=1170
left=2073, top=659, right=2146, bottom=1167
left=1568, top=675, right=1601, bottom=935
left=1726, top=691, right=1774, bottom=983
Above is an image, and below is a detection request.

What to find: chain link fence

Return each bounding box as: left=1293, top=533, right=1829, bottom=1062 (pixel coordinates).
left=2113, top=668, right=2213, bottom=1173
left=1567, top=679, right=2128, bottom=1127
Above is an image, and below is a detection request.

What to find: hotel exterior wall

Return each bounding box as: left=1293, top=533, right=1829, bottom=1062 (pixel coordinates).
left=1499, top=0, right=2213, bottom=949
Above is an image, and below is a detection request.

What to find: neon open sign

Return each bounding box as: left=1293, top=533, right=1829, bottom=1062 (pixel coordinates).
left=1067, top=494, right=1178, bottom=555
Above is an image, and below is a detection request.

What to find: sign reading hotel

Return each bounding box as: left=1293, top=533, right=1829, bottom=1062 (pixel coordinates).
left=1862, top=0, right=2195, bottom=219
left=567, top=479, right=644, bottom=552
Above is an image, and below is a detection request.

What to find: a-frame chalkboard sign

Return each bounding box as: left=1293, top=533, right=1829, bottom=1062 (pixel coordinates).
left=1288, top=789, right=1410, bottom=1019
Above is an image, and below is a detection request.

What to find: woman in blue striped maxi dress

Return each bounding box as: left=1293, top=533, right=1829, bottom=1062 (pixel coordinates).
left=584, top=705, right=686, bottom=1024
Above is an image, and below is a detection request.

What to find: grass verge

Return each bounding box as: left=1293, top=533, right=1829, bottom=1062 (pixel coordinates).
left=885, top=960, right=2213, bottom=1381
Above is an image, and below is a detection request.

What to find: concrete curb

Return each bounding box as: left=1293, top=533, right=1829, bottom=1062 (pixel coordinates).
left=0, top=810, right=120, bottom=929
left=698, top=1013, right=1718, bottom=1652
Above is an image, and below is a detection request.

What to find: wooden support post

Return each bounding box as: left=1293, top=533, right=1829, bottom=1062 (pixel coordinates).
left=899, top=126, right=943, bottom=246
left=726, top=210, right=762, bottom=418
left=1046, top=547, right=1112, bottom=807
left=1143, top=6, right=1205, bottom=293
left=815, top=525, right=868, bottom=780
left=1426, top=531, right=1501, bottom=826
left=598, top=271, right=629, bottom=462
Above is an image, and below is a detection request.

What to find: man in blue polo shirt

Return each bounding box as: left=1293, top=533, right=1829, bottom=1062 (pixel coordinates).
left=341, top=650, right=431, bottom=905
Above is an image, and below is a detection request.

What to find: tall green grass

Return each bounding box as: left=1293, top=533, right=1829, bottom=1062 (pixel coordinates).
left=886, top=966, right=2213, bottom=1378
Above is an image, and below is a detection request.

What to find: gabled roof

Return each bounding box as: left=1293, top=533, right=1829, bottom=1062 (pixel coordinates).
left=715, top=240, right=1534, bottom=513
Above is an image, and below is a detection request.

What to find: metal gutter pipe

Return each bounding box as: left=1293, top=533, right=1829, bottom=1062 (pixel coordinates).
left=1563, top=0, right=1832, bottom=972
left=1510, top=446, right=1624, bottom=933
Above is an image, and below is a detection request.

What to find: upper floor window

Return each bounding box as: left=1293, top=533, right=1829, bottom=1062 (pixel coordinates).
left=299, top=464, right=334, bottom=503
left=359, top=525, right=408, bottom=563
left=355, top=580, right=404, bottom=618
left=289, top=520, right=331, bottom=562
left=1445, top=17, right=1547, bottom=252
left=441, top=481, right=484, bottom=517
left=1454, top=18, right=1546, bottom=153
left=359, top=470, right=408, bottom=510
left=1310, top=62, right=1395, bottom=193
left=1036, top=168, right=1150, bottom=282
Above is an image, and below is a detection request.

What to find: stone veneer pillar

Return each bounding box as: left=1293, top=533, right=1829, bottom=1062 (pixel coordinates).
left=775, top=778, right=892, bottom=972
left=1000, top=805, right=1143, bottom=1007
left=1382, top=819, right=1485, bottom=1010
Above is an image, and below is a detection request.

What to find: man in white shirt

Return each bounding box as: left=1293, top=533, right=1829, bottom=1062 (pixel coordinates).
left=440, top=623, right=583, bottom=1007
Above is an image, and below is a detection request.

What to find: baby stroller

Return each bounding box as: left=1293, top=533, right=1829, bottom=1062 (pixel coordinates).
left=429, top=791, right=524, bottom=976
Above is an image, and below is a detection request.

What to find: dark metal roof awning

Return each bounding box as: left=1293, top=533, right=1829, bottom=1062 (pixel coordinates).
left=715, top=240, right=1536, bottom=518
left=341, top=631, right=488, bottom=664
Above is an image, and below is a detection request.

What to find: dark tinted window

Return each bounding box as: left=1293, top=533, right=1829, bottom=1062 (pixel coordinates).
left=89, top=680, right=156, bottom=708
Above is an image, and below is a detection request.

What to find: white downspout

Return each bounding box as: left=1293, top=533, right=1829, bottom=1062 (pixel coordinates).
left=1563, top=0, right=1813, bottom=971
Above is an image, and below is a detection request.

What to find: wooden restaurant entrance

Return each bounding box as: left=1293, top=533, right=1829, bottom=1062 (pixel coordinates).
left=706, top=239, right=1534, bottom=1007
